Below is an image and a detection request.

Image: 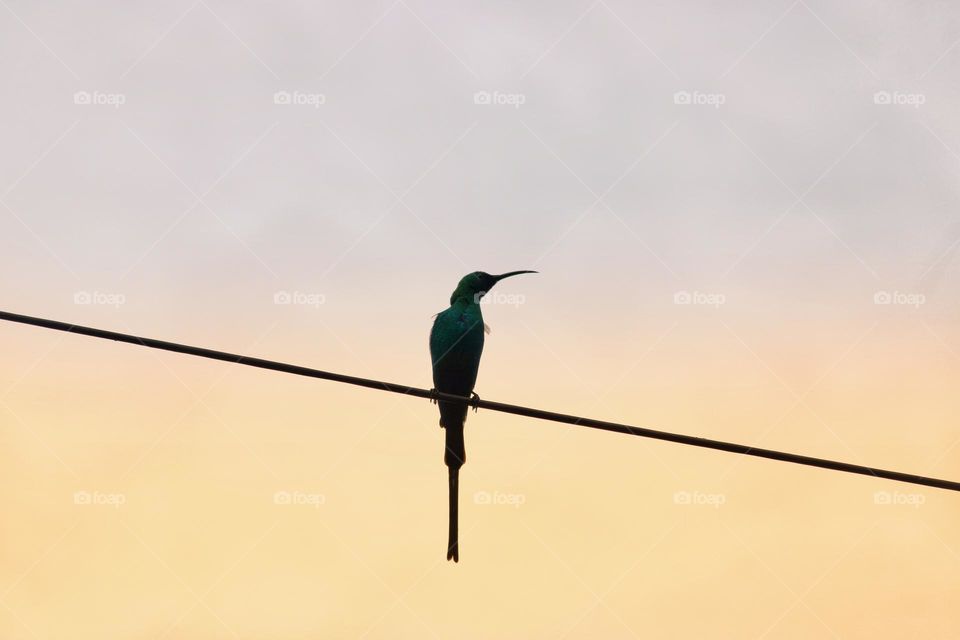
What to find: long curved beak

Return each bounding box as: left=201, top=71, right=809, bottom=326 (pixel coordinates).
left=492, top=270, right=538, bottom=283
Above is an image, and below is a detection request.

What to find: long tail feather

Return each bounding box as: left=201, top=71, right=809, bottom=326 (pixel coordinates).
left=443, top=411, right=465, bottom=563
left=447, top=466, right=459, bottom=562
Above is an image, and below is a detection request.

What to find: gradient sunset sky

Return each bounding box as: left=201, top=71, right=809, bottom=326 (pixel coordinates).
left=3, top=1, right=960, bottom=637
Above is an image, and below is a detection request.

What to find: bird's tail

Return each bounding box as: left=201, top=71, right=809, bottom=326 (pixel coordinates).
left=444, top=420, right=465, bottom=562
left=447, top=465, right=459, bottom=562
left=438, top=399, right=468, bottom=434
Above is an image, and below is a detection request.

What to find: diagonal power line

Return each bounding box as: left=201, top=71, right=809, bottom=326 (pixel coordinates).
left=2, top=309, right=959, bottom=493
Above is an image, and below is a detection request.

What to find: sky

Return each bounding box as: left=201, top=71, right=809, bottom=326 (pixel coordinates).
left=2, top=0, right=960, bottom=637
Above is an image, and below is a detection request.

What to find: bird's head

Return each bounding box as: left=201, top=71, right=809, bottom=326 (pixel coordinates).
left=450, top=270, right=537, bottom=305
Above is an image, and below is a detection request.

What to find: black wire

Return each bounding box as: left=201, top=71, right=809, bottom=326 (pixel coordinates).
left=2, top=309, right=958, bottom=493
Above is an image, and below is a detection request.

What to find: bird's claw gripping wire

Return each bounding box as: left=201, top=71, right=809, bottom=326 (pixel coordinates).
left=427, top=388, right=479, bottom=413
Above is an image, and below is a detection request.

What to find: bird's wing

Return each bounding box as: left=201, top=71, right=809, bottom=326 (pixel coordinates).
left=429, top=311, right=444, bottom=361
left=430, top=307, right=457, bottom=365
left=483, top=322, right=490, bottom=334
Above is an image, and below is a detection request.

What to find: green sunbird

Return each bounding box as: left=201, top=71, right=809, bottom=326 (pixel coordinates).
left=429, top=270, right=536, bottom=562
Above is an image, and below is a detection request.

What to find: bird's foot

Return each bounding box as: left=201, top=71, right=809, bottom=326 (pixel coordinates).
left=428, top=388, right=439, bottom=405
left=470, top=392, right=481, bottom=413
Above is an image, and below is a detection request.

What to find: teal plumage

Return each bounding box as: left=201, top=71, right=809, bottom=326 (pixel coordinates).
left=430, top=298, right=484, bottom=465
left=429, top=270, right=535, bottom=562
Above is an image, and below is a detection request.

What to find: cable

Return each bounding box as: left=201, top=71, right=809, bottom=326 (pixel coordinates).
left=1, top=309, right=958, bottom=493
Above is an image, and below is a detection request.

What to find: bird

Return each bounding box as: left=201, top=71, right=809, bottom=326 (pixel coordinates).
left=429, top=270, right=536, bottom=562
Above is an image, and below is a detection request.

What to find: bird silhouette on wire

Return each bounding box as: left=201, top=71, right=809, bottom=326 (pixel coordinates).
left=429, top=270, right=536, bottom=562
